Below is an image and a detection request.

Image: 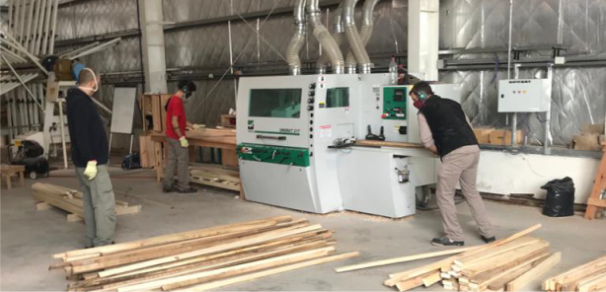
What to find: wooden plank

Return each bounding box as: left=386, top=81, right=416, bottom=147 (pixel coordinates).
left=53, top=216, right=291, bottom=260
left=578, top=274, right=606, bottom=292
left=387, top=224, right=542, bottom=287
left=455, top=237, right=541, bottom=268
left=463, top=240, right=550, bottom=276
left=160, top=95, right=171, bottom=134
left=119, top=247, right=335, bottom=292
left=36, top=202, right=51, bottom=210
left=485, top=255, right=548, bottom=291
left=67, top=214, right=83, bottom=222
left=151, top=95, right=162, bottom=132
left=139, top=135, right=149, bottom=168
left=115, top=205, right=141, bottom=216
left=171, top=252, right=359, bottom=292
left=88, top=225, right=323, bottom=277
left=336, top=246, right=474, bottom=273
left=506, top=252, right=561, bottom=291
left=355, top=140, right=424, bottom=149
left=469, top=248, right=550, bottom=284
left=221, top=149, right=238, bottom=167
left=394, top=270, right=438, bottom=291
left=585, top=144, right=606, bottom=219
left=422, top=271, right=442, bottom=287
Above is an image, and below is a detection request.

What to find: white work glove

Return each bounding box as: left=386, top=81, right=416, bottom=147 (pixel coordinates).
left=179, top=136, right=189, bottom=148
left=84, top=161, right=98, bottom=180
left=192, top=124, right=204, bottom=130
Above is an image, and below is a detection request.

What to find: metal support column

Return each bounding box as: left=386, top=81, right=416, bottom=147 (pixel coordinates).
left=138, top=0, right=168, bottom=93
left=407, top=0, right=440, bottom=81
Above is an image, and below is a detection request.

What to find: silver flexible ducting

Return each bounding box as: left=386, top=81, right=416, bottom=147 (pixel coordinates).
left=343, top=0, right=371, bottom=74
left=316, top=3, right=345, bottom=74
left=308, top=0, right=344, bottom=74
left=286, top=0, right=307, bottom=75
left=345, top=0, right=378, bottom=74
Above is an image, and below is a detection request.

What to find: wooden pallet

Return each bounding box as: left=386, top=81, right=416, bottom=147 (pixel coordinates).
left=190, top=164, right=241, bottom=192
left=32, top=183, right=141, bottom=222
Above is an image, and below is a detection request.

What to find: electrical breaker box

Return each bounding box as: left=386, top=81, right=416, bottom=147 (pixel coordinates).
left=498, top=79, right=551, bottom=113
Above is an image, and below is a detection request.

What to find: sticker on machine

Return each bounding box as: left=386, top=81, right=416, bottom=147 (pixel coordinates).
left=248, top=120, right=254, bottom=131
left=319, top=125, right=332, bottom=138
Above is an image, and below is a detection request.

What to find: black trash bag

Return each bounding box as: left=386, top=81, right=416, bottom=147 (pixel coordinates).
left=541, top=177, right=575, bottom=217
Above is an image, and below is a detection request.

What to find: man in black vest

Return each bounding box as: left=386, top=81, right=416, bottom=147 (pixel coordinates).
left=410, top=82, right=495, bottom=246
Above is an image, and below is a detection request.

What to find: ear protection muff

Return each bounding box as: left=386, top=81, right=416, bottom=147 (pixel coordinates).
left=182, top=86, right=189, bottom=93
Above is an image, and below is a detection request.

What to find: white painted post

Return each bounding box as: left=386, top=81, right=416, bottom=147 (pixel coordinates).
left=138, top=0, right=168, bottom=93
left=407, top=0, right=440, bottom=81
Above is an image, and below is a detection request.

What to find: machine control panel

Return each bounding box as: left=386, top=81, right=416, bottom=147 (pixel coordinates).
left=238, top=143, right=310, bottom=167
left=382, top=87, right=407, bottom=120
left=498, top=79, right=552, bottom=112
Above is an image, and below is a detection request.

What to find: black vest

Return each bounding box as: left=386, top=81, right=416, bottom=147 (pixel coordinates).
left=419, top=95, right=478, bottom=158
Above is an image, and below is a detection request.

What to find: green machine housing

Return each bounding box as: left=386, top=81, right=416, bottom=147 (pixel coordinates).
left=383, top=87, right=407, bottom=120
left=237, top=143, right=310, bottom=167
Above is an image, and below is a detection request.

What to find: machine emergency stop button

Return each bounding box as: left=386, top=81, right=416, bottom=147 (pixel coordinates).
left=381, top=113, right=389, bottom=119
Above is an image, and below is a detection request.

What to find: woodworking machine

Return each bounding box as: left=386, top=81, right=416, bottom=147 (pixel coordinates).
left=236, top=74, right=460, bottom=217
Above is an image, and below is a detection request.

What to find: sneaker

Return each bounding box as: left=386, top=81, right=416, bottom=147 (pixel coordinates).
left=176, top=187, right=197, bottom=194
left=481, top=235, right=496, bottom=244
left=162, top=186, right=175, bottom=193
left=431, top=237, right=464, bottom=247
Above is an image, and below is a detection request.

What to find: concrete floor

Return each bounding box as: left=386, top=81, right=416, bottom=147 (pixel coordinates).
left=2, top=166, right=606, bottom=291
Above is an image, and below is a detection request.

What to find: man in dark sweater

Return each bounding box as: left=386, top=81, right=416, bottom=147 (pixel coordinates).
left=66, top=68, right=116, bottom=247
left=410, top=82, right=494, bottom=247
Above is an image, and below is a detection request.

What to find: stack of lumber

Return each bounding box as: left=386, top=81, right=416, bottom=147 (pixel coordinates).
left=364, top=224, right=560, bottom=292
left=33, top=183, right=141, bottom=222
left=50, top=216, right=358, bottom=292
left=189, top=164, right=240, bottom=192
left=543, top=256, right=606, bottom=292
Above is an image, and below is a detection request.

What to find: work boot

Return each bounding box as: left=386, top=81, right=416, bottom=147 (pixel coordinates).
left=431, top=237, right=464, bottom=247
left=481, top=235, right=496, bottom=244
left=162, top=185, right=175, bottom=193
left=176, top=187, right=197, bottom=194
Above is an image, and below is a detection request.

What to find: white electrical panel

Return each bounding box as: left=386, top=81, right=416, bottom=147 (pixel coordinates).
left=498, top=79, right=551, bottom=112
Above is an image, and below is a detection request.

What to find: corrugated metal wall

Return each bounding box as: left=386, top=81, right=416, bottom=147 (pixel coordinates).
left=53, top=0, right=606, bottom=147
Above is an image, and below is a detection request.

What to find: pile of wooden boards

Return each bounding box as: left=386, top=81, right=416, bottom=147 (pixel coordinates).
left=189, top=164, right=240, bottom=192
left=473, top=128, right=523, bottom=146
left=33, top=183, right=141, bottom=222
left=355, top=224, right=560, bottom=292
left=573, top=124, right=605, bottom=151
left=50, top=216, right=358, bottom=292
left=543, top=256, right=606, bottom=292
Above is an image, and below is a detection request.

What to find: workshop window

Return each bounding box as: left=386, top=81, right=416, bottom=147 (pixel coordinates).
left=326, top=87, right=350, bottom=108
left=249, top=89, right=302, bottom=118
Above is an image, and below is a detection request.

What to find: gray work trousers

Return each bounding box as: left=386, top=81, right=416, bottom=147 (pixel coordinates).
left=75, top=165, right=116, bottom=247
left=163, top=138, right=190, bottom=189
left=436, top=146, right=494, bottom=242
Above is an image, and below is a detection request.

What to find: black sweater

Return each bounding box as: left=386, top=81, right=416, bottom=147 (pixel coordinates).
left=66, top=88, right=109, bottom=167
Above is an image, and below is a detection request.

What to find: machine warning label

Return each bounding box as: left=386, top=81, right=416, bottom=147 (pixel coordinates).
left=248, top=120, right=254, bottom=131
left=319, top=125, right=332, bottom=138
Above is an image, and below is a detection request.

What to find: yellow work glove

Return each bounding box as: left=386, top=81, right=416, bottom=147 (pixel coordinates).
left=84, top=161, right=98, bottom=180
left=179, top=136, right=189, bottom=148
left=192, top=124, right=204, bottom=130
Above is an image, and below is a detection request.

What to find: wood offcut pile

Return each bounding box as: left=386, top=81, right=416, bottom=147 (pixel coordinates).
left=50, top=216, right=358, bottom=292
left=33, top=183, right=141, bottom=222
left=543, top=256, right=606, bottom=292
left=338, top=224, right=561, bottom=292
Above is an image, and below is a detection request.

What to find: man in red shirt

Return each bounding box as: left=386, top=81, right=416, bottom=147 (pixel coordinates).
left=163, top=80, right=202, bottom=193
